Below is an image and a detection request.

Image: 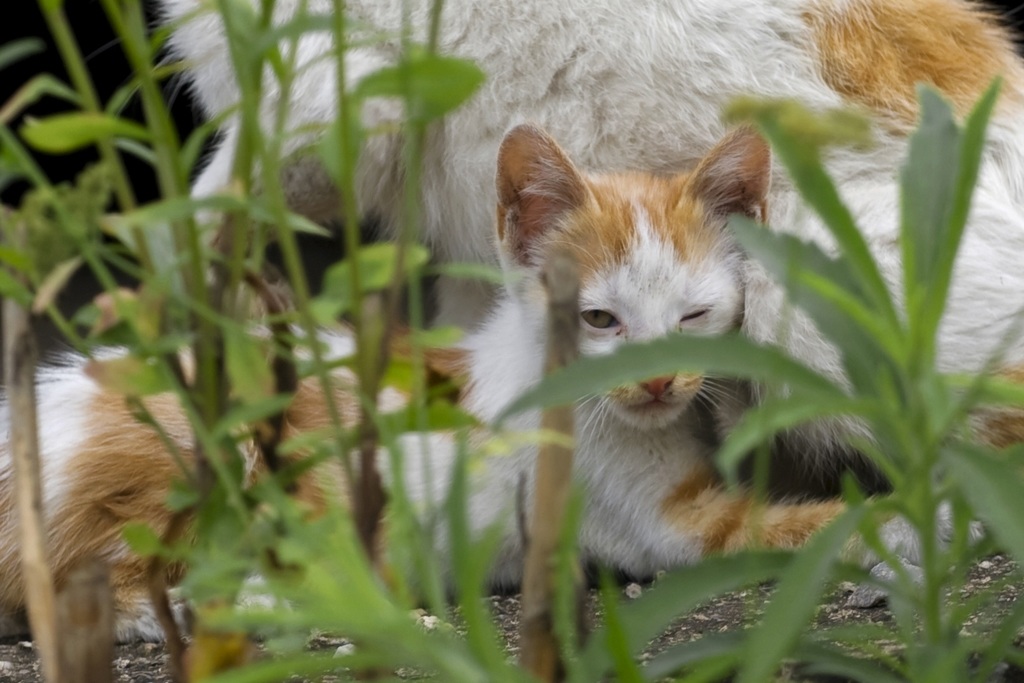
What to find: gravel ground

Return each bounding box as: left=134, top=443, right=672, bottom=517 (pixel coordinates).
left=0, top=555, right=1020, bottom=682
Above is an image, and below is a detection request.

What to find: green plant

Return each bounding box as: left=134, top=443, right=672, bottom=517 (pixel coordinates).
left=2, top=0, right=1022, bottom=681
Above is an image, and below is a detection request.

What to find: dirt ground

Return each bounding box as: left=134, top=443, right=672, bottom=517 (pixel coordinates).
left=0, top=555, right=1020, bottom=683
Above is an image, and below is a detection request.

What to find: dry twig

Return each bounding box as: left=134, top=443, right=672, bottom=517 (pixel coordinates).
left=56, top=560, right=114, bottom=683
left=518, top=247, right=582, bottom=681
left=2, top=222, right=62, bottom=682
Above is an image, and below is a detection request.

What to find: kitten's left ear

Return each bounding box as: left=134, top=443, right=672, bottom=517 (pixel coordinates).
left=690, top=127, right=771, bottom=223
left=496, top=124, right=590, bottom=267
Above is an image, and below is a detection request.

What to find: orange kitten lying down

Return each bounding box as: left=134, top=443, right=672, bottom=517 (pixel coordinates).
left=0, top=126, right=930, bottom=641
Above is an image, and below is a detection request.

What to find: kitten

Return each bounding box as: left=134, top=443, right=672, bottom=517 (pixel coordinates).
left=0, top=126, right=926, bottom=642
left=160, top=0, right=1024, bottom=466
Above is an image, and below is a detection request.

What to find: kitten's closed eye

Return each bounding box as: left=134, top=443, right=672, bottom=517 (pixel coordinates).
left=680, top=309, right=708, bottom=323
left=582, top=310, right=620, bottom=329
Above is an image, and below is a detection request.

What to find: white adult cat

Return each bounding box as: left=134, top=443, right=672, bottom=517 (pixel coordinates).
left=161, top=0, right=1024, bottom=455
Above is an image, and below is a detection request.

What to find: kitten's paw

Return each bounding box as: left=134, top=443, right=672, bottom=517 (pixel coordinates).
left=858, top=502, right=984, bottom=567
left=845, top=559, right=922, bottom=608
left=844, top=502, right=985, bottom=609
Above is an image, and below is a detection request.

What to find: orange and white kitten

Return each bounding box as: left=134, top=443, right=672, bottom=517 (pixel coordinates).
left=0, top=127, right=927, bottom=642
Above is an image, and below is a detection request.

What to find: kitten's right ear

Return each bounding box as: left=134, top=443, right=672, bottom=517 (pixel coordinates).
left=496, top=124, right=589, bottom=267
left=690, top=126, right=771, bottom=223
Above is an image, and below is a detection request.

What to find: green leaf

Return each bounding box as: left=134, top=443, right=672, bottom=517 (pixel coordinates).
left=578, top=552, right=792, bottom=680
left=499, top=333, right=843, bottom=422
left=122, top=522, right=164, bottom=557
left=736, top=505, right=866, bottom=683
left=715, top=395, right=871, bottom=482
left=224, top=328, right=275, bottom=402
left=595, top=575, right=646, bottom=683
left=109, top=195, right=330, bottom=237
left=0, top=268, right=33, bottom=308
left=0, top=38, right=45, bottom=72
left=1, top=75, right=80, bottom=127
left=378, top=399, right=478, bottom=435
left=900, top=87, right=960, bottom=300
left=641, top=632, right=746, bottom=681
left=318, top=101, right=364, bottom=188
left=355, top=52, right=486, bottom=122
left=918, top=80, right=1000, bottom=346
left=210, top=395, right=296, bottom=442
left=944, top=444, right=1024, bottom=564
left=166, top=479, right=200, bottom=512
left=315, top=243, right=430, bottom=318
left=730, top=215, right=902, bottom=392
left=83, top=355, right=175, bottom=397
left=19, top=112, right=150, bottom=153
left=443, top=449, right=510, bottom=674
left=411, top=325, right=463, bottom=348
left=31, top=255, right=82, bottom=313
left=427, top=261, right=508, bottom=286
left=0, top=246, right=32, bottom=273
left=787, top=641, right=904, bottom=683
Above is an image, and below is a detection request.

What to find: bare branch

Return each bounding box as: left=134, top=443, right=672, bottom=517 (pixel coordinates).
left=2, top=221, right=62, bottom=683
left=518, top=247, right=581, bottom=681
left=56, top=560, right=114, bottom=683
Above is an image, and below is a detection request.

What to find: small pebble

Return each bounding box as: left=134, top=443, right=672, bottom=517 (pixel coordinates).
left=16, top=642, right=32, bottom=650
left=0, top=661, right=13, bottom=674
left=624, top=583, right=643, bottom=599
left=334, top=643, right=356, bottom=658
left=419, top=615, right=440, bottom=630
left=980, top=560, right=993, bottom=570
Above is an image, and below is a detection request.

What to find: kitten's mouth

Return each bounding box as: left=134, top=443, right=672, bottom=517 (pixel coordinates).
left=616, top=397, right=686, bottom=427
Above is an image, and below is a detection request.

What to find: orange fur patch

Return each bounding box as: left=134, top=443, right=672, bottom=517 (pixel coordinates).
left=807, top=0, right=1023, bottom=125
left=560, top=172, right=725, bottom=284
left=661, top=463, right=845, bottom=555
left=971, top=365, right=1024, bottom=449
left=0, top=370, right=369, bottom=620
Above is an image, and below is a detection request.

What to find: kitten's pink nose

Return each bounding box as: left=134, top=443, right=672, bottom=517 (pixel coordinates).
left=640, top=375, right=675, bottom=398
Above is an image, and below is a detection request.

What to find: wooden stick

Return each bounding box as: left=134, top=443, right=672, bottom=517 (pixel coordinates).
left=518, top=248, right=581, bottom=681
left=2, top=225, right=62, bottom=682
left=56, top=560, right=114, bottom=683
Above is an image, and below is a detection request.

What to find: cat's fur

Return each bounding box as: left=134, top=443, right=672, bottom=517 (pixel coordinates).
left=160, top=0, right=1024, bottom=464
left=0, top=127, right=929, bottom=642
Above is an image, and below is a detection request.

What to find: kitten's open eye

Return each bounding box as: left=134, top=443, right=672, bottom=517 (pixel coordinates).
left=581, top=309, right=620, bottom=329
left=680, top=308, right=709, bottom=323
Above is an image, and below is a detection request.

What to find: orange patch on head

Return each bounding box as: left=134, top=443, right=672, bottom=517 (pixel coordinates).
left=557, top=172, right=728, bottom=284
left=807, top=0, right=1022, bottom=125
